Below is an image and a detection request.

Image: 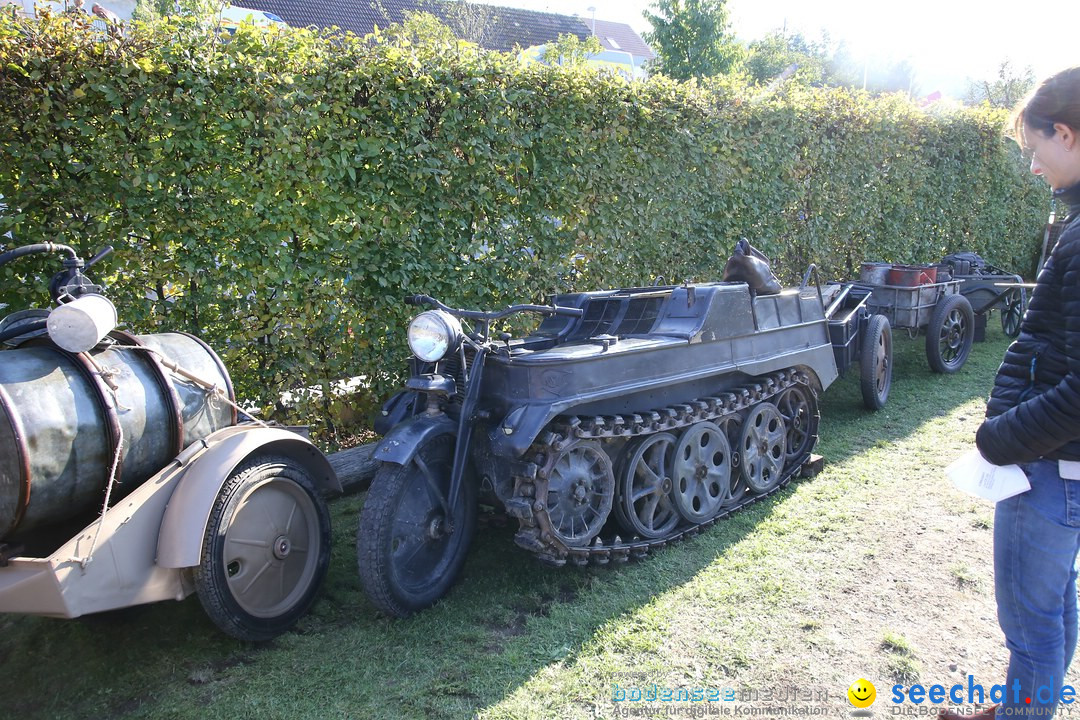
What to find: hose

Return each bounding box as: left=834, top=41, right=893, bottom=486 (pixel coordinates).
left=0, top=243, right=77, bottom=269
left=0, top=319, right=47, bottom=344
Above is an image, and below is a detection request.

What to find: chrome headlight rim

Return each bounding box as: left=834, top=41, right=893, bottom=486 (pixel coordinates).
left=407, top=309, right=463, bottom=363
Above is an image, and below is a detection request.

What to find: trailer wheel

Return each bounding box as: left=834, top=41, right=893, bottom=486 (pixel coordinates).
left=356, top=434, right=476, bottom=618
left=926, top=294, right=974, bottom=373
left=859, top=314, right=892, bottom=410
left=194, top=455, right=331, bottom=642
left=1000, top=287, right=1026, bottom=338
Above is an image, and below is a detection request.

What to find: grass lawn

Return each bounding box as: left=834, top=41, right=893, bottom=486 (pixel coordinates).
left=2, top=322, right=1070, bottom=719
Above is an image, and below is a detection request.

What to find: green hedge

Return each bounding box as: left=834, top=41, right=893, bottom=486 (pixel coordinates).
left=0, top=14, right=1047, bottom=442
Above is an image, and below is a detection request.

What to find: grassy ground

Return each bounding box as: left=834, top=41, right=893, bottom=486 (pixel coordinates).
left=3, top=322, right=1072, bottom=719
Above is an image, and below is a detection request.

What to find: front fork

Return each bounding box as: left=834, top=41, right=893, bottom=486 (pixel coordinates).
left=378, top=347, right=489, bottom=529
left=445, top=346, right=488, bottom=523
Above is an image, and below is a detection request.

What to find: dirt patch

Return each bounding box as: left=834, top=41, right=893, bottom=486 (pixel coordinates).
left=187, top=654, right=256, bottom=685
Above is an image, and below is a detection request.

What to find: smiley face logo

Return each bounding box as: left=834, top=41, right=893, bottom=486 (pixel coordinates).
left=848, top=678, right=876, bottom=708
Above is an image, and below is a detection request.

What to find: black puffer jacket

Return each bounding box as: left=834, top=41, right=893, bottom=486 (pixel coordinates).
left=976, top=181, right=1080, bottom=465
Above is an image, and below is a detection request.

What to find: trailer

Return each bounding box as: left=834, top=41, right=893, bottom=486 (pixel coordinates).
left=940, top=253, right=1029, bottom=339
left=860, top=273, right=974, bottom=374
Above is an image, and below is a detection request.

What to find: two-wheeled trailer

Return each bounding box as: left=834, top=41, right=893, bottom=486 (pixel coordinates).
left=940, top=253, right=1029, bottom=339
left=862, top=278, right=975, bottom=373
left=816, top=277, right=893, bottom=410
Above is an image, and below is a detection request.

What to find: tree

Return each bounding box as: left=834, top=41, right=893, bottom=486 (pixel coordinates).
left=542, top=33, right=602, bottom=67
left=965, top=60, right=1035, bottom=108
left=744, top=30, right=832, bottom=87
left=826, top=44, right=919, bottom=96
left=643, top=0, right=742, bottom=80
left=440, top=0, right=497, bottom=46
left=132, top=0, right=224, bottom=23
left=132, top=0, right=173, bottom=21
left=382, top=11, right=459, bottom=49
left=413, top=0, right=498, bottom=46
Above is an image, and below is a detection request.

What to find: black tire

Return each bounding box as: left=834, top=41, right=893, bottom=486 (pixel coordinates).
left=925, top=294, right=974, bottom=373
left=859, top=314, right=892, bottom=410
left=194, top=455, right=331, bottom=642
left=1000, top=287, right=1026, bottom=338
left=356, top=434, right=476, bottom=618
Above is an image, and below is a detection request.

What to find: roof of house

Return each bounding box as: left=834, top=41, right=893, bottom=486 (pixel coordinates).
left=228, top=1, right=653, bottom=58
left=452, top=5, right=590, bottom=52
left=231, top=0, right=598, bottom=53
left=229, top=0, right=405, bottom=38
left=590, top=18, right=654, bottom=60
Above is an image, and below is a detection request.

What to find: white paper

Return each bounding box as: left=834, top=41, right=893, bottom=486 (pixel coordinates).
left=946, top=449, right=1030, bottom=502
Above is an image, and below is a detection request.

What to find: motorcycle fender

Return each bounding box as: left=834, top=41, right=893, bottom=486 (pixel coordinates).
left=156, top=425, right=340, bottom=569
left=373, top=413, right=457, bottom=466
left=374, top=390, right=417, bottom=437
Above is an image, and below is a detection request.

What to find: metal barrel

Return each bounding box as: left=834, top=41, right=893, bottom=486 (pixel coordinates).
left=0, top=332, right=235, bottom=539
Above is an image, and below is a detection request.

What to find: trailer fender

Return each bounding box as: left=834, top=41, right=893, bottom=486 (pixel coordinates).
left=156, top=426, right=340, bottom=569
left=372, top=413, right=456, bottom=466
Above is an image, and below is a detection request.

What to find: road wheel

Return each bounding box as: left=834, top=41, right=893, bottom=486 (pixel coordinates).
left=194, top=455, right=331, bottom=642
left=738, top=403, right=787, bottom=494
left=1000, top=287, right=1026, bottom=337
left=925, top=294, right=974, bottom=373
left=542, top=439, right=614, bottom=547
left=774, top=384, right=820, bottom=466
left=357, top=434, right=475, bottom=618
left=670, top=422, right=732, bottom=524
left=613, top=433, right=681, bottom=539
left=860, top=314, right=892, bottom=410
left=717, top=414, right=746, bottom=507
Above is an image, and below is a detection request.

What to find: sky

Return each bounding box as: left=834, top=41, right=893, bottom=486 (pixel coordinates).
left=471, top=0, right=1075, bottom=97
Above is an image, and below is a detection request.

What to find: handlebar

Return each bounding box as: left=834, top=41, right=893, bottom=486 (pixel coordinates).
left=406, top=294, right=583, bottom=320
left=85, top=245, right=113, bottom=269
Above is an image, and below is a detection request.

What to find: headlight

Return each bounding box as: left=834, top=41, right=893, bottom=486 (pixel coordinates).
left=407, top=310, right=462, bottom=362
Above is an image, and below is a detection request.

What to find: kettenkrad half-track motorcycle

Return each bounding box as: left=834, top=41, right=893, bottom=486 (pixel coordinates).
left=358, top=258, right=891, bottom=617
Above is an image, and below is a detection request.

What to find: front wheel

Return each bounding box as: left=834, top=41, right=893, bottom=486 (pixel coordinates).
left=194, top=455, right=332, bottom=642
left=356, top=434, right=476, bottom=618
left=926, top=294, right=974, bottom=373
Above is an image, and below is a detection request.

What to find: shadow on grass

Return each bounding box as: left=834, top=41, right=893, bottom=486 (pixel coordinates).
left=0, top=328, right=1012, bottom=720
left=817, top=322, right=1007, bottom=465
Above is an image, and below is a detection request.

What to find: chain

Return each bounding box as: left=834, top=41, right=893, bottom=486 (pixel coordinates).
left=506, top=368, right=817, bottom=567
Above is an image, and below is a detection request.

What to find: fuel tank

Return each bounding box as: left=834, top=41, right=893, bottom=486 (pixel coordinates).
left=0, top=332, right=235, bottom=539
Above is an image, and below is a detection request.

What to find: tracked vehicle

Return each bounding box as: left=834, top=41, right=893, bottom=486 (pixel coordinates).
left=358, top=263, right=890, bottom=618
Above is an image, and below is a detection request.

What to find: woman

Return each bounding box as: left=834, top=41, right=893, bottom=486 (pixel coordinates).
left=952, top=66, right=1080, bottom=720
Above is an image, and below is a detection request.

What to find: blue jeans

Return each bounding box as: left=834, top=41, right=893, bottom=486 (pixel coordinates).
left=995, top=459, right=1080, bottom=718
